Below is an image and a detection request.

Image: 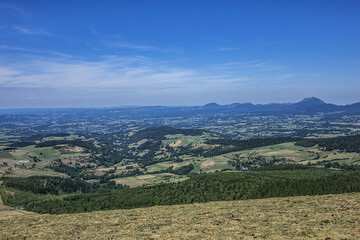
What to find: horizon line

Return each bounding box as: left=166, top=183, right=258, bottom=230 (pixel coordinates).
left=0, top=97, right=359, bottom=110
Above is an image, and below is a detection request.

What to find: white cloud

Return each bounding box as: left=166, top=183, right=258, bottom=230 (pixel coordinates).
left=0, top=45, right=70, bottom=57
left=0, top=3, right=24, bottom=13
left=213, top=47, right=241, bottom=51
left=101, top=39, right=159, bottom=51
left=13, top=25, right=52, bottom=36
left=107, top=42, right=158, bottom=51
left=214, top=61, right=283, bottom=72
left=0, top=66, right=19, bottom=78
left=0, top=54, right=248, bottom=92
left=99, top=37, right=183, bottom=54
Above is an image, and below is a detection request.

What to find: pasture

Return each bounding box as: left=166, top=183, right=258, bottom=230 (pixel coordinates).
left=0, top=193, right=359, bottom=239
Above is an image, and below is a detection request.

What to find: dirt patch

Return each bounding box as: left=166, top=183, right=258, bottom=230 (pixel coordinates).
left=201, top=160, right=216, bottom=169
left=137, top=151, right=148, bottom=157
left=158, top=163, right=178, bottom=169
left=193, top=143, right=211, bottom=149
left=169, top=140, right=182, bottom=147
left=115, top=178, right=150, bottom=188
left=68, top=146, right=84, bottom=153
left=10, top=149, right=31, bottom=158
left=128, top=139, right=149, bottom=148
left=137, top=139, right=148, bottom=145
left=94, top=171, right=106, bottom=176
left=0, top=158, right=14, bottom=164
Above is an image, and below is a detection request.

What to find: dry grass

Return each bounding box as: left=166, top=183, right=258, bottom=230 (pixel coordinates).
left=201, top=160, right=216, bottom=169
left=1, top=193, right=359, bottom=239
left=114, top=177, right=150, bottom=187
left=169, top=139, right=182, bottom=147
left=114, top=173, right=183, bottom=187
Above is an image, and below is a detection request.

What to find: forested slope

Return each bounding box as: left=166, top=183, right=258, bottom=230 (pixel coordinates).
left=2, top=168, right=360, bottom=214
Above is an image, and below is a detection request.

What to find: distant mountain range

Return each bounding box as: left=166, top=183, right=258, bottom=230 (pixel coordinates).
left=0, top=97, right=360, bottom=115
left=199, top=97, right=360, bottom=114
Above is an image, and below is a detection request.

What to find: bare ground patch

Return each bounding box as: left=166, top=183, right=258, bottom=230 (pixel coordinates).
left=169, top=139, right=182, bottom=147
left=201, top=160, right=216, bottom=169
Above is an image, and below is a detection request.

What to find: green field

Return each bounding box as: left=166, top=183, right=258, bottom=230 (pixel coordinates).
left=0, top=141, right=90, bottom=178
left=1, top=129, right=360, bottom=190
left=2, top=134, right=360, bottom=186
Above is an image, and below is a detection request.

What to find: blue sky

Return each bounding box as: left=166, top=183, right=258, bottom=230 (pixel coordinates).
left=0, top=0, right=360, bottom=108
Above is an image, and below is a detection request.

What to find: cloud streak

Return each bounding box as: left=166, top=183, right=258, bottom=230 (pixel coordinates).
left=0, top=45, right=71, bottom=57
left=0, top=53, right=249, bottom=92
left=0, top=3, right=24, bottom=13
left=213, top=47, right=241, bottom=51
left=0, top=47, right=312, bottom=107
left=101, top=39, right=159, bottom=51
left=100, top=38, right=181, bottom=53
left=13, top=25, right=52, bottom=36
left=213, top=61, right=283, bottom=72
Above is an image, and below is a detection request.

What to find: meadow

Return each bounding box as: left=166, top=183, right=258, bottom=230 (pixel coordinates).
left=1, top=192, right=359, bottom=239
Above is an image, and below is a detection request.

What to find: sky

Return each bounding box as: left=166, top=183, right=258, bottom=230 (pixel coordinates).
left=0, top=0, right=360, bottom=108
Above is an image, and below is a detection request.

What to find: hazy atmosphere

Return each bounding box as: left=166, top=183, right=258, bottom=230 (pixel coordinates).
left=1, top=0, right=360, bottom=108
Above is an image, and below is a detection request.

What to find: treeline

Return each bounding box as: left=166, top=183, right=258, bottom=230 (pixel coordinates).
left=204, top=134, right=360, bottom=157
left=204, top=137, right=296, bottom=157
left=3, top=169, right=360, bottom=214
left=295, top=134, right=360, bottom=153
left=82, top=164, right=194, bottom=184
left=8, top=141, right=36, bottom=148
left=21, top=133, right=72, bottom=142
left=323, top=162, right=360, bottom=171
left=149, top=164, right=194, bottom=176
left=48, top=159, right=88, bottom=179
left=130, top=126, right=205, bottom=142
left=0, top=176, right=124, bottom=208
left=35, top=140, right=98, bottom=152
left=2, top=176, right=94, bottom=195
left=137, top=140, right=161, bottom=150
left=254, top=164, right=311, bottom=171
left=95, top=148, right=134, bottom=167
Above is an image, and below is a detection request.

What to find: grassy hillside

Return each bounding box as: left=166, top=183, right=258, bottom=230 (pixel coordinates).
left=1, top=193, right=359, bottom=239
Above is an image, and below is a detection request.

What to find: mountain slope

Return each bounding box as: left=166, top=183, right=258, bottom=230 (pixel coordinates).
left=199, top=97, right=359, bottom=113
left=1, top=193, right=359, bottom=239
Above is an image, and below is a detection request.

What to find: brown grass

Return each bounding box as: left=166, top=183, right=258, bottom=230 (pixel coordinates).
left=1, top=193, right=359, bottom=239
left=201, top=160, right=216, bottom=169
left=169, top=140, right=182, bottom=147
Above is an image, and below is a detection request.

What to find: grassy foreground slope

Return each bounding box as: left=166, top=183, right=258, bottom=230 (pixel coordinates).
left=0, top=193, right=359, bottom=239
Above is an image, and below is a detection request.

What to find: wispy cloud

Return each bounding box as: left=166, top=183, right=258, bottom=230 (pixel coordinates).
left=0, top=45, right=71, bottom=58
left=100, top=36, right=182, bottom=53
left=214, top=61, right=283, bottom=72
left=0, top=52, right=249, bottom=92
left=213, top=47, right=241, bottom=51
left=0, top=45, right=311, bottom=107
left=0, top=3, right=24, bottom=13
left=13, top=25, right=52, bottom=36
left=0, top=49, right=326, bottom=107
left=101, top=40, right=159, bottom=51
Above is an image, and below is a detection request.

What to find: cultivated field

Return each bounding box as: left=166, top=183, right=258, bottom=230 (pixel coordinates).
left=1, top=192, right=359, bottom=239
left=3, top=136, right=360, bottom=187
